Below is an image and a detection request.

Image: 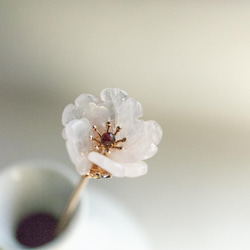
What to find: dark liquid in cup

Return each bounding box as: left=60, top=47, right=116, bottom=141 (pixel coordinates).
left=15, top=212, right=58, bottom=248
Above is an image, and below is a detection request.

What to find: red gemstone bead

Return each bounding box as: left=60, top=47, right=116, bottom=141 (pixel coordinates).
left=101, top=133, right=116, bottom=147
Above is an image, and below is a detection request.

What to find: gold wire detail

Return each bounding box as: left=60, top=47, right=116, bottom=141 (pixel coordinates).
left=88, top=164, right=112, bottom=179
left=57, top=175, right=90, bottom=235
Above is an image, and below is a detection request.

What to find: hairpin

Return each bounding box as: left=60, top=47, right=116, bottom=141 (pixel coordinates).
left=57, top=88, right=162, bottom=234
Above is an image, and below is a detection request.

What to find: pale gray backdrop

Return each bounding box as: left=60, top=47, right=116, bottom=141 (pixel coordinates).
left=1, top=1, right=250, bottom=249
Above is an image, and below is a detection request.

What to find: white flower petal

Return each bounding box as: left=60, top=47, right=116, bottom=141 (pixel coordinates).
left=100, top=88, right=143, bottom=136
left=88, top=152, right=147, bottom=177
left=62, top=104, right=80, bottom=126
left=75, top=158, right=92, bottom=175
left=64, top=118, right=91, bottom=141
left=75, top=93, right=97, bottom=107
left=88, top=152, right=124, bottom=177
left=66, top=141, right=92, bottom=175
left=62, top=93, right=109, bottom=128
left=85, top=102, right=110, bottom=130
left=100, top=88, right=128, bottom=104
left=123, top=161, right=148, bottom=177
left=110, top=120, right=162, bottom=162
left=144, top=120, right=163, bottom=145
left=66, top=140, right=80, bottom=165
left=75, top=93, right=110, bottom=128
left=110, top=140, right=158, bottom=163
left=114, top=99, right=143, bottom=138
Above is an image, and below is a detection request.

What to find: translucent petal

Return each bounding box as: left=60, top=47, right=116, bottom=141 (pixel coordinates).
left=75, top=158, right=92, bottom=176
left=66, top=141, right=92, bottom=175
left=114, top=98, right=143, bottom=138
left=64, top=118, right=91, bottom=141
left=116, top=98, right=143, bottom=121
left=63, top=98, right=110, bottom=135
left=84, top=102, right=109, bottom=131
left=88, top=152, right=124, bottom=177
left=62, top=93, right=108, bottom=127
left=65, top=119, right=92, bottom=162
left=123, top=161, right=148, bottom=177
left=110, top=120, right=162, bottom=162
left=100, top=88, right=128, bottom=105
left=66, top=140, right=81, bottom=165
left=144, top=120, right=163, bottom=145
left=62, top=104, right=80, bottom=126
left=75, top=93, right=97, bottom=107
left=88, top=152, right=147, bottom=177
left=100, top=88, right=143, bottom=137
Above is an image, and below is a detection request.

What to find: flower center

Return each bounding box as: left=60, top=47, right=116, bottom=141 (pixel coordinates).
left=89, top=121, right=127, bottom=179
left=101, top=132, right=116, bottom=147
left=91, top=121, right=126, bottom=154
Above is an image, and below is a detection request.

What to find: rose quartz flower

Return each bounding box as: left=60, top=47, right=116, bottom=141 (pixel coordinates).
left=62, top=88, right=162, bottom=178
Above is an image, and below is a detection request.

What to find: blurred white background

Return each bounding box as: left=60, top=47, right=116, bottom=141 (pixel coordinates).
left=1, top=1, right=250, bottom=249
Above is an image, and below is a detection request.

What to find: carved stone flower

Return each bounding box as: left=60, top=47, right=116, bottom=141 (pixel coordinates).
left=62, top=88, right=162, bottom=178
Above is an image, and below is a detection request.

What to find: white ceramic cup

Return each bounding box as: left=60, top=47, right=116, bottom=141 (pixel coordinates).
left=0, top=160, right=150, bottom=250
left=0, top=160, right=88, bottom=249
